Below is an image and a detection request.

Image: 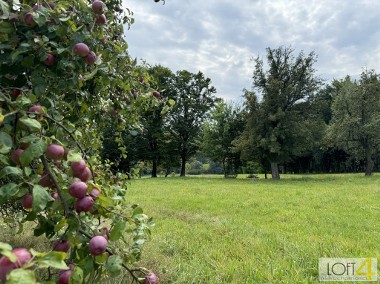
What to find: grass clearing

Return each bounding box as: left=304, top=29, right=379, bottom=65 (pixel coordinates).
left=128, top=174, right=380, bottom=283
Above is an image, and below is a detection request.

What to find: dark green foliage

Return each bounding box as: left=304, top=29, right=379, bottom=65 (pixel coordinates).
left=237, top=46, right=321, bottom=179
left=201, top=102, right=244, bottom=177
left=165, top=70, right=219, bottom=176
left=326, top=72, right=380, bottom=176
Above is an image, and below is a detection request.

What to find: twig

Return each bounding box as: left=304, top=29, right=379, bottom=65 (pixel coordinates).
left=4, top=110, right=19, bottom=118
left=41, top=155, right=70, bottom=216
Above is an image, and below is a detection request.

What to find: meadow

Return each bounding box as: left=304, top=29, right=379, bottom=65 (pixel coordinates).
left=128, top=174, right=380, bottom=284
left=1, top=173, right=379, bottom=283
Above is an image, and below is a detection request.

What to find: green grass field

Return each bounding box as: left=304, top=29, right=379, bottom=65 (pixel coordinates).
left=1, top=174, right=379, bottom=283
left=127, top=174, right=380, bottom=284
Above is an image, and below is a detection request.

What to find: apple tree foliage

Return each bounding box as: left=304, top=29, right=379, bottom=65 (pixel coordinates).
left=0, top=0, right=161, bottom=282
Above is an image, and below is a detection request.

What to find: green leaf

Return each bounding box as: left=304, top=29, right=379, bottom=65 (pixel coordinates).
left=33, top=84, right=47, bottom=96
left=105, top=255, right=122, bottom=276
left=168, top=99, right=175, bottom=106
left=132, top=207, right=143, bottom=216
left=0, top=21, right=12, bottom=33
left=0, top=131, right=13, bottom=154
left=12, top=0, right=20, bottom=10
left=33, top=13, right=47, bottom=27
left=0, top=183, right=19, bottom=204
left=109, top=221, right=126, bottom=241
left=54, top=218, right=67, bottom=232
left=97, top=195, right=114, bottom=208
left=71, top=266, right=84, bottom=284
left=32, top=185, right=54, bottom=212
left=0, top=242, right=17, bottom=262
left=0, top=1, right=10, bottom=20
left=7, top=269, right=36, bottom=284
left=36, top=251, right=68, bottom=269
left=94, top=252, right=107, bottom=264
left=83, top=68, right=98, bottom=81
left=19, top=116, right=41, bottom=132
left=0, top=166, right=22, bottom=179
left=21, top=55, right=35, bottom=68
left=67, top=151, right=82, bottom=162
left=20, top=139, right=47, bottom=166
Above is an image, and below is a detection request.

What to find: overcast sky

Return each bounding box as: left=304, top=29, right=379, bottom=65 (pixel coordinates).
left=124, top=0, right=380, bottom=102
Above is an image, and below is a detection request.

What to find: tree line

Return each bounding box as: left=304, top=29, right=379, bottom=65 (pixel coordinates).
left=101, top=46, right=380, bottom=179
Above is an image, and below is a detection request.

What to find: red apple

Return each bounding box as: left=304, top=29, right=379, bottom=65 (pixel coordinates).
left=39, top=173, right=55, bottom=188
left=20, top=143, right=29, bottom=150
left=73, top=43, right=90, bottom=57
left=152, top=91, right=160, bottom=98
left=89, top=235, right=107, bottom=256
left=29, top=104, right=43, bottom=113
left=74, top=196, right=94, bottom=213
left=90, top=188, right=100, bottom=198
left=0, top=256, right=15, bottom=283
left=71, top=160, right=86, bottom=176
left=58, top=268, right=73, bottom=284
left=12, top=89, right=21, bottom=98
left=51, top=192, right=59, bottom=199
left=10, top=149, right=23, bottom=165
left=24, top=13, right=36, bottom=26
left=68, top=181, right=88, bottom=199
left=0, top=248, right=32, bottom=283
left=92, top=1, right=105, bottom=14
left=78, top=167, right=91, bottom=182
left=84, top=51, right=96, bottom=65
left=144, top=272, right=159, bottom=284
left=96, top=14, right=106, bottom=25
left=52, top=240, right=70, bottom=253
left=32, top=4, right=41, bottom=11
left=45, top=144, right=64, bottom=160
left=43, top=54, right=56, bottom=66
left=21, top=194, right=33, bottom=209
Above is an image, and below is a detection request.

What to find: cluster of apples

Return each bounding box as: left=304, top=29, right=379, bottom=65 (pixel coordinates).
left=73, top=43, right=96, bottom=65
left=23, top=5, right=57, bottom=66
left=92, top=0, right=107, bottom=25
left=55, top=234, right=108, bottom=283
left=23, top=1, right=107, bottom=67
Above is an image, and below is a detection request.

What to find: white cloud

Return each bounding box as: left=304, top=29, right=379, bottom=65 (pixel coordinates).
left=125, top=0, right=380, bottom=101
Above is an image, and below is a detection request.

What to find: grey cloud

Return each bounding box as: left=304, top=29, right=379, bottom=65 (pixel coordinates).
left=125, top=0, right=380, bottom=101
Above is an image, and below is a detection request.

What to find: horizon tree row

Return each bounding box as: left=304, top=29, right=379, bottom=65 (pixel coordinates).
left=101, top=47, right=380, bottom=179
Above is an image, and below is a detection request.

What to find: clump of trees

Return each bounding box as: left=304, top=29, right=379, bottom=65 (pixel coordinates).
left=111, top=47, right=380, bottom=179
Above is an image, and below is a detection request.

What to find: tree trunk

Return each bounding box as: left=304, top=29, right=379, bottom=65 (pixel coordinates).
left=271, top=162, right=280, bottom=179
left=180, top=155, right=186, bottom=176
left=222, top=159, right=227, bottom=178
left=151, top=159, right=157, bottom=178
left=365, top=149, right=374, bottom=176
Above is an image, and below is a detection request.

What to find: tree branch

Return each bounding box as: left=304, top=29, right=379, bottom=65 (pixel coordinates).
left=44, top=115, right=97, bottom=184
left=41, top=155, right=70, bottom=216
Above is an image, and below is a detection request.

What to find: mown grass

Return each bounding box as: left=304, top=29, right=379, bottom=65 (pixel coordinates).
left=127, top=174, right=380, bottom=283
left=1, top=174, right=379, bottom=283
